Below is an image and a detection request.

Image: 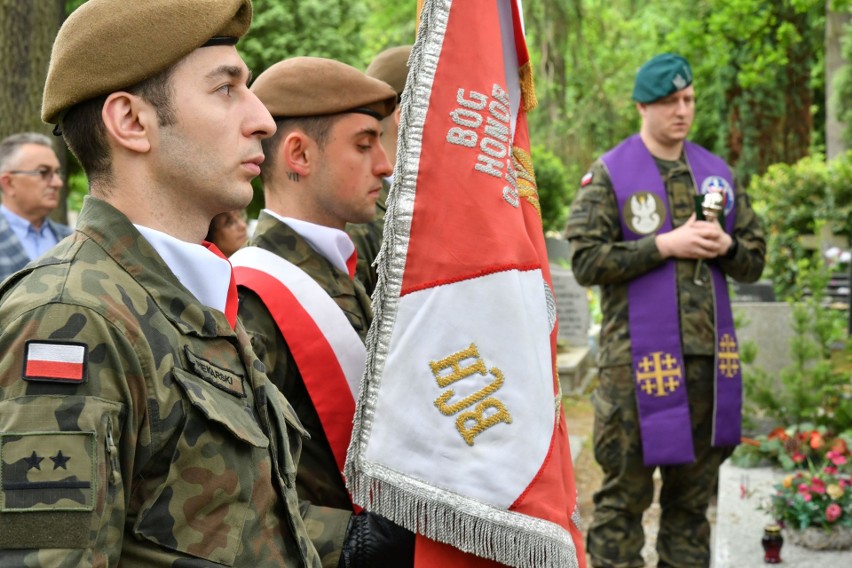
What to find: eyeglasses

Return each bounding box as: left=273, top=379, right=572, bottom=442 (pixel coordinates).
left=6, top=167, right=62, bottom=182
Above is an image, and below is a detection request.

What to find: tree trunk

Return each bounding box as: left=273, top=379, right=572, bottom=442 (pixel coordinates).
left=0, top=0, right=67, bottom=223
left=826, top=6, right=850, bottom=160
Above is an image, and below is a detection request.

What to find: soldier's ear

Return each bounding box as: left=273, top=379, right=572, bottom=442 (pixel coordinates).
left=102, top=92, right=153, bottom=155
left=280, top=131, right=312, bottom=177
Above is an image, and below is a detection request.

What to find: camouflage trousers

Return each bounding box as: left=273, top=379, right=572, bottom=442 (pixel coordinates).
left=587, top=357, right=734, bottom=568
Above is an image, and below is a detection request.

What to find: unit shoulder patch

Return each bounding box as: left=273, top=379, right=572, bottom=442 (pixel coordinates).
left=0, top=431, right=96, bottom=512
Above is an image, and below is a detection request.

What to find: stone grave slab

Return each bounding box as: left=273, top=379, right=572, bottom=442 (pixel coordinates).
left=551, top=266, right=590, bottom=348
left=733, top=302, right=794, bottom=379
left=731, top=279, right=776, bottom=303
left=713, top=461, right=852, bottom=567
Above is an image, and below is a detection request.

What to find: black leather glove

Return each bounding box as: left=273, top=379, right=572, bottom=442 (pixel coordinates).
left=338, top=511, right=415, bottom=568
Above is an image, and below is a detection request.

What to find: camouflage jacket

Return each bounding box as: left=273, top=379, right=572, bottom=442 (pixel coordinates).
left=345, top=178, right=389, bottom=296
left=566, top=149, right=766, bottom=367
left=0, top=197, right=321, bottom=568
left=238, top=213, right=372, bottom=568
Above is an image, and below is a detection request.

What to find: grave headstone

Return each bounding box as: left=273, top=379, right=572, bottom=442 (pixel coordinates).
left=733, top=302, right=793, bottom=379
left=545, top=236, right=571, bottom=266
left=731, top=279, right=776, bottom=303
left=551, top=266, right=590, bottom=347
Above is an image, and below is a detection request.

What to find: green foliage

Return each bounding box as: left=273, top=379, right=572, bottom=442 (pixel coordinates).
left=739, top=258, right=852, bottom=440
left=524, top=0, right=685, bottom=170
left=748, top=152, right=852, bottom=299
left=834, top=7, right=852, bottom=148
left=531, top=145, right=571, bottom=232
left=361, top=0, right=417, bottom=61
left=65, top=0, right=86, bottom=13
left=67, top=170, right=87, bottom=213
left=239, top=0, right=369, bottom=73
left=668, top=0, right=824, bottom=183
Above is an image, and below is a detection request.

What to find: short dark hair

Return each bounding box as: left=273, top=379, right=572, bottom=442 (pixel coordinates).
left=61, top=65, right=177, bottom=185
left=260, top=115, right=340, bottom=185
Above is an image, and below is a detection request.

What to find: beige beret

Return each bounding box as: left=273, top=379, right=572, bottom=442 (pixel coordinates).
left=251, top=57, right=397, bottom=120
left=42, top=0, right=252, bottom=124
left=365, top=45, right=412, bottom=96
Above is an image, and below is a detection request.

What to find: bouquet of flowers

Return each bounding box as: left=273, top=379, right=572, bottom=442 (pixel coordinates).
left=735, top=424, right=851, bottom=471
left=766, top=450, right=852, bottom=531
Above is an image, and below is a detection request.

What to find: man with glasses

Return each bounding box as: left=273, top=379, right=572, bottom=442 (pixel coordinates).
left=0, top=132, right=72, bottom=281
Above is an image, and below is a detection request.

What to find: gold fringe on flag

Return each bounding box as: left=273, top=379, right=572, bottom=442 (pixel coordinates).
left=513, top=146, right=541, bottom=220
left=416, top=0, right=425, bottom=32
left=519, top=61, right=537, bottom=112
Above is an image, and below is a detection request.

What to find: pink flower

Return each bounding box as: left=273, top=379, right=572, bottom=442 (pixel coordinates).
left=826, top=503, right=842, bottom=523
left=827, top=450, right=848, bottom=466
left=792, top=452, right=807, bottom=464
left=811, top=478, right=826, bottom=494
left=825, top=465, right=838, bottom=475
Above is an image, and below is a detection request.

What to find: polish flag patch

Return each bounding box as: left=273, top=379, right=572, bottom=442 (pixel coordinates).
left=23, top=341, right=88, bottom=384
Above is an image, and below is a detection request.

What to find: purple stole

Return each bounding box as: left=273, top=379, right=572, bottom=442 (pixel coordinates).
left=602, top=134, right=742, bottom=466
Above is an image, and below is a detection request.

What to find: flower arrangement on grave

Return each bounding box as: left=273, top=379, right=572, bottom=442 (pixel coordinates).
left=737, top=425, right=851, bottom=471
left=763, top=449, right=852, bottom=550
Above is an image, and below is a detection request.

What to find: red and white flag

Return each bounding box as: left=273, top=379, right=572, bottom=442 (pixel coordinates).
left=344, top=1, right=585, bottom=566
left=23, top=341, right=87, bottom=383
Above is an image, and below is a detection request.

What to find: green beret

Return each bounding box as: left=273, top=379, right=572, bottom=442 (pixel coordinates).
left=251, top=57, right=397, bottom=120
left=365, top=45, right=412, bottom=96
left=42, top=0, right=252, bottom=124
left=632, top=53, right=693, bottom=104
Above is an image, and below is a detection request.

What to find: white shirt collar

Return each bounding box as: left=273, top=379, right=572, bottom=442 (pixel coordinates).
left=263, top=209, right=354, bottom=275
left=134, top=224, right=231, bottom=315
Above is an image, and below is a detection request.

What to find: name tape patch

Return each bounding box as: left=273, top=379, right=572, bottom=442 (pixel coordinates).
left=184, top=347, right=246, bottom=398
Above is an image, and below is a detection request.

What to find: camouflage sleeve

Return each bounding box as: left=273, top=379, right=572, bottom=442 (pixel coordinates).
left=565, top=160, right=665, bottom=287
left=299, top=502, right=352, bottom=568
left=346, top=221, right=382, bottom=297
left=0, top=302, right=142, bottom=567
left=718, top=184, right=766, bottom=283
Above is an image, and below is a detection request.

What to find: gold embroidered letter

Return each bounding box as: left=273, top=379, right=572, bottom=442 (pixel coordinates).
left=429, top=343, right=486, bottom=388
left=434, top=367, right=504, bottom=416
left=456, top=397, right=513, bottom=446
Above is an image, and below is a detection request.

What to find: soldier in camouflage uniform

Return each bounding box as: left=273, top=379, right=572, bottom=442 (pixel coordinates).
left=0, top=1, right=323, bottom=566
left=566, top=54, right=765, bottom=567
left=346, top=45, right=412, bottom=295
left=234, top=57, right=415, bottom=567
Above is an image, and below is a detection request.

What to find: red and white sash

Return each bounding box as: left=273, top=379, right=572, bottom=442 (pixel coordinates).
left=231, top=246, right=364, bottom=478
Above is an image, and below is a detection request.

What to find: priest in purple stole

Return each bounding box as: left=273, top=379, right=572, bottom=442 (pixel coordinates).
left=566, top=53, right=765, bottom=568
